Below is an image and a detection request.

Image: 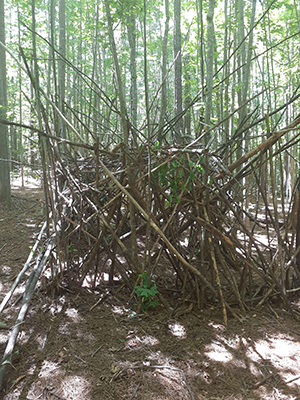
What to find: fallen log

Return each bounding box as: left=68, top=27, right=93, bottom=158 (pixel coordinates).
left=0, top=221, right=47, bottom=314
left=0, top=238, right=54, bottom=391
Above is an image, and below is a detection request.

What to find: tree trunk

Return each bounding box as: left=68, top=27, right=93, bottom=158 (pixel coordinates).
left=158, top=0, right=169, bottom=143
left=173, top=0, right=183, bottom=142
left=197, top=0, right=204, bottom=99
left=184, top=52, right=191, bottom=139
left=58, top=0, right=66, bottom=142
left=0, top=0, right=11, bottom=207
left=204, top=0, right=215, bottom=144
left=17, top=7, right=24, bottom=188
left=127, top=11, right=138, bottom=145
left=104, top=0, right=129, bottom=147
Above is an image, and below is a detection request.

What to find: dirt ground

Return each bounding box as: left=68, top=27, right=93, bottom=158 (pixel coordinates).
left=1, top=182, right=300, bottom=400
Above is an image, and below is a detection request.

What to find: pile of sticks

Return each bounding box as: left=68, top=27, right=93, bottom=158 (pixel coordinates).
left=45, top=115, right=300, bottom=324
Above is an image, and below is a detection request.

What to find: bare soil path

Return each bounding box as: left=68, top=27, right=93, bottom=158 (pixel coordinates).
left=0, top=185, right=300, bottom=399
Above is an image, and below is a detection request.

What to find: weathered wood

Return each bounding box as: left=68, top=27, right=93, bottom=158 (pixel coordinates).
left=0, top=221, right=47, bottom=314
left=0, top=239, right=54, bottom=391
left=216, top=114, right=300, bottom=179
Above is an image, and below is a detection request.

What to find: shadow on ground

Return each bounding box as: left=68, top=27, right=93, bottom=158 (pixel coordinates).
left=1, top=287, right=300, bottom=400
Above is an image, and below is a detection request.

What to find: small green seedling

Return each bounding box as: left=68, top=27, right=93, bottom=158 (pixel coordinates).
left=134, top=271, right=158, bottom=310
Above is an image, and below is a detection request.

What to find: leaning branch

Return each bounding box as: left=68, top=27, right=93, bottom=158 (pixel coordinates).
left=216, top=113, right=300, bottom=179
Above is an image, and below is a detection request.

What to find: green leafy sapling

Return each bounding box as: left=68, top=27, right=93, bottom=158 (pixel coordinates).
left=134, top=271, right=159, bottom=310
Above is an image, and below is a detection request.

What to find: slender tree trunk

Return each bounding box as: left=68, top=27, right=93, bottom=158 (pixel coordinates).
left=58, top=0, right=66, bottom=142
left=143, top=0, right=150, bottom=139
left=198, top=0, right=205, bottom=98
left=0, top=0, right=11, bottom=207
left=222, top=0, right=231, bottom=150
left=239, top=0, right=256, bottom=226
left=204, top=0, right=215, bottom=144
left=184, top=51, right=191, bottom=139
left=127, top=11, right=138, bottom=145
left=104, top=0, right=129, bottom=147
left=87, top=4, right=99, bottom=138
left=173, top=0, right=183, bottom=142
left=18, top=7, right=24, bottom=188
left=32, top=0, right=51, bottom=235
left=238, top=0, right=256, bottom=128
left=235, top=0, right=247, bottom=183
left=158, top=0, right=169, bottom=143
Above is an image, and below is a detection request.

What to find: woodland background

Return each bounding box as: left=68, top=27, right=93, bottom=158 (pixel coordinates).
left=0, top=0, right=299, bottom=191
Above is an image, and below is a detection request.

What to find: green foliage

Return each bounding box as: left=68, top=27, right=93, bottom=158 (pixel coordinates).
left=134, top=271, right=158, bottom=310
left=156, top=155, right=207, bottom=206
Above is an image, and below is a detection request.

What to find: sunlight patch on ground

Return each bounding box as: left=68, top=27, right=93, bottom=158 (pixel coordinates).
left=12, top=285, right=26, bottom=297
left=48, top=296, right=66, bottom=315
left=204, top=341, right=233, bottom=363
left=92, top=272, right=121, bottom=284
left=125, top=335, right=159, bottom=349
left=59, top=321, right=72, bottom=335
left=253, top=233, right=276, bottom=247
left=154, top=366, right=184, bottom=392
left=18, top=328, right=34, bottom=345
left=258, top=386, right=298, bottom=400
left=112, top=305, right=125, bottom=315
left=35, top=333, right=48, bottom=350
left=180, top=237, right=189, bottom=247
left=147, top=351, right=174, bottom=365
left=1, top=266, right=11, bottom=274
left=100, top=272, right=111, bottom=282
left=168, top=322, right=186, bottom=338
left=65, top=307, right=84, bottom=323
left=248, top=335, right=300, bottom=386
left=116, top=255, right=126, bottom=264
left=19, top=222, right=36, bottom=229
left=39, top=360, right=62, bottom=378
left=112, top=305, right=132, bottom=315
left=208, top=322, right=226, bottom=331
left=82, top=273, right=99, bottom=288
left=136, top=238, right=145, bottom=248
left=0, top=332, right=9, bottom=344
left=27, top=363, right=37, bottom=375
left=11, top=175, right=41, bottom=189
left=61, top=375, right=91, bottom=400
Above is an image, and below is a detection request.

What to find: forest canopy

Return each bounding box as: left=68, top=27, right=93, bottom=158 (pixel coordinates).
left=1, top=0, right=300, bottom=157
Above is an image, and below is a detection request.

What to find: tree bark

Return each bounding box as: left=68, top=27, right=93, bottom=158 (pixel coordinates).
left=0, top=0, right=11, bottom=207
left=104, top=0, right=129, bottom=147
left=127, top=11, right=138, bottom=145
left=58, top=0, right=66, bottom=142
left=173, top=0, right=183, bottom=142
left=158, top=0, right=170, bottom=143
left=204, top=0, right=215, bottom=144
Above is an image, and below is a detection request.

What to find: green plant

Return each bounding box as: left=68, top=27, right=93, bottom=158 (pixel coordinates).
left=134, top=272, right=159, bottom=310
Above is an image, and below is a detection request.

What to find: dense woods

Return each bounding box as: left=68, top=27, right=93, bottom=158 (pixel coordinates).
left=0, top=0, right=298, bottom=160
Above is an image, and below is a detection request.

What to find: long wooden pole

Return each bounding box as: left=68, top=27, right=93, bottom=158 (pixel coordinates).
left=0, top=239, right=53, bottom=390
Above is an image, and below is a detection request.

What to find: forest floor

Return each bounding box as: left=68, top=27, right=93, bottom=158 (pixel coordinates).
left=1, top=182, right=300, bottom=400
